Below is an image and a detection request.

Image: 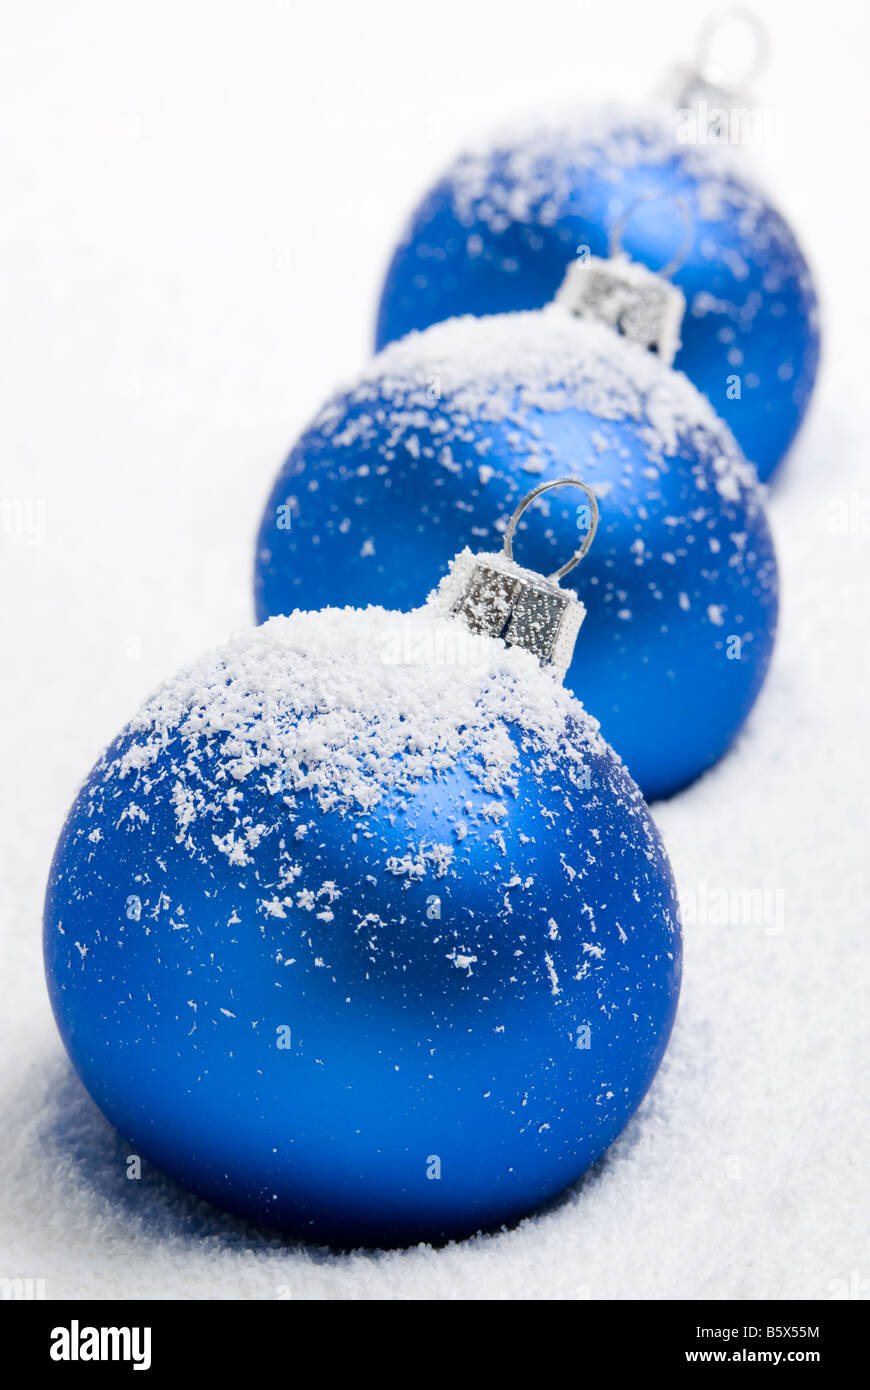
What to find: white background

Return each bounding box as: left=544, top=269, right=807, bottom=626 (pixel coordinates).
left=1, top=0, right=868, bottom=1298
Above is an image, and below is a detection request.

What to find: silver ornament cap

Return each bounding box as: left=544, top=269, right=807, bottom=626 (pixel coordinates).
left=555, top=192, right=692, bottom=367
left=660, top=8, right=769, bottom=123
left=433, top=478, right=598, bottom=682
left=556, top=250, right=686, bottom=367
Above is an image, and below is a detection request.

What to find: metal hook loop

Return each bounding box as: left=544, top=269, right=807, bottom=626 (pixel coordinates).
left=503, top=477, right=599, bottom=584
left=694, top=6, right=770, bottom=93
left=609, top=192, right=695, bottom=281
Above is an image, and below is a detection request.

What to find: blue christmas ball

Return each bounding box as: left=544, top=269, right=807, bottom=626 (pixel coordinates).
left=44, top=601, right=681, bottom=1248
left=255, top=310, right=778, bottom=802
left=374, top=107, right=820, bottom=483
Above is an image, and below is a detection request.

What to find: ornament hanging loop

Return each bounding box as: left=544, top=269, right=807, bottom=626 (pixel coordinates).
left=503, top=477, right=599, bottom=583
left=609, top=192, right=694, bottom=281
left=694, top=6, right=770, bottom=95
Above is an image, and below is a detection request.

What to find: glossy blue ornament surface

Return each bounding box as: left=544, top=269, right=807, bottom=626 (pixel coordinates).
left=374, top=107, right=820, bottom=482
left=255, top=310, right=778, bottom=802
left=44, top=608, right=681, bottom=1248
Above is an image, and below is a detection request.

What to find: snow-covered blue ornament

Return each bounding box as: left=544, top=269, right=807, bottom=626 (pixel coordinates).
left=374, top=104, right=820, bottom=483
left=45, top=490, right=681, bottom=1248
left=255, top=306, right=778, bottom=801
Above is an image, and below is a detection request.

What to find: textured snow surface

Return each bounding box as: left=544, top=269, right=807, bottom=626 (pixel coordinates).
left=114, top=604, right=607, bottom=817
left=340, top=307, right=751, bottom=477
left=441, top=101, right=777, bottom=236
left=1, top=0, right=868, bottom=1300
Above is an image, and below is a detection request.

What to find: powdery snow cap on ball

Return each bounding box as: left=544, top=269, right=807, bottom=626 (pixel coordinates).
left=117, top=605, right=612, bottom=820
left=440, top=100, right=768, bottom=238
left=330, top=307, right=758, bottom=501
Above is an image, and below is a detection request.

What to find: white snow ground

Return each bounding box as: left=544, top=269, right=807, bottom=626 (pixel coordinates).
left=1, top=0, right=868, bottom=1299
